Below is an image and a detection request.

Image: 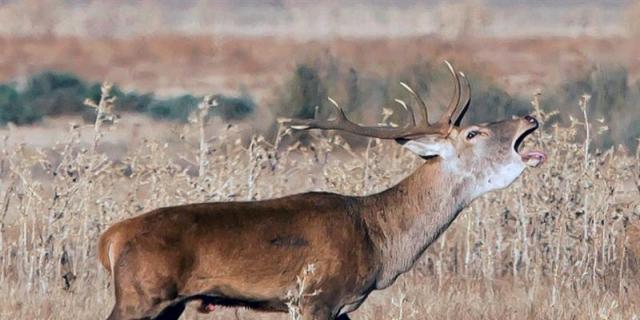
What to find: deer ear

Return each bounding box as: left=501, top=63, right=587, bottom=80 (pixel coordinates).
left=395, top=137, right=455, bottom=159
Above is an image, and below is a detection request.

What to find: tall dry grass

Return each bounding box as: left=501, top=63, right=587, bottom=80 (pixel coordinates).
left=0, top=85, right=638, bottom=319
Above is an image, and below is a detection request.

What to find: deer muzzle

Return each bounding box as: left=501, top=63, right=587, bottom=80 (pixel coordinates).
left=514, top=116, right=546, bottom=167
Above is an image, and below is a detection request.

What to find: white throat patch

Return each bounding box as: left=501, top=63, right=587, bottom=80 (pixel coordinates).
left=474, top=160, right=525, bottom=198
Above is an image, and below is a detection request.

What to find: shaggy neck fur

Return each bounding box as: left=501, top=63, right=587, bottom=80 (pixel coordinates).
left=361, top=157, right=476, bottom=289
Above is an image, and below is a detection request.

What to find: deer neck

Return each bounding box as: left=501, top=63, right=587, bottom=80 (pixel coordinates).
left=362, top=157, right=474, bottom=289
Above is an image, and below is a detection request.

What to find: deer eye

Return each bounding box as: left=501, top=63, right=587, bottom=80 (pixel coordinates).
left=466, top=130, right=479, bottom=140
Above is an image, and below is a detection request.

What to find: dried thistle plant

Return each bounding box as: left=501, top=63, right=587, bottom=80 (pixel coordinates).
left=0, top=88, right=637, bottom=319
left=84, top=82, right=116, bottom=152
left=285, top=264, right=322, bottom=320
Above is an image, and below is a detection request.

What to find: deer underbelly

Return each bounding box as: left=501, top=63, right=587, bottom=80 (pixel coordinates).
left=338, top=294, right=368, bottom=315
left=181, top=274, right=291, bottom=300
left=191, top=294, right=289, bottom=313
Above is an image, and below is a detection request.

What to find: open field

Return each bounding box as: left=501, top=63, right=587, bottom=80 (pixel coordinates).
left=1, top=1, right=640, bottom=319
left=1, top=35, right=639, bottom=97
left=0, top=88, right=638, bottom=319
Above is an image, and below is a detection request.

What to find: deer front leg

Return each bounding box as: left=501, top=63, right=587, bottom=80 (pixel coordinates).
left=300, top=306, right=332, bottom=320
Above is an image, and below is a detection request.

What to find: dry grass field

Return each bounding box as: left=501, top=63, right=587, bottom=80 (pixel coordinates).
left=0, top=85, right=638, bottom=319
left=1, top=1, right=640, bottom=319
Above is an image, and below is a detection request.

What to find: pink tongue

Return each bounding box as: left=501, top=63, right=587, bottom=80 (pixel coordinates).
left=522, top=151, right=546, bottom=164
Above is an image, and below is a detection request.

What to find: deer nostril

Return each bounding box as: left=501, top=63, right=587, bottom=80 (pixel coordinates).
left=524, top=115, right=538, bottom=126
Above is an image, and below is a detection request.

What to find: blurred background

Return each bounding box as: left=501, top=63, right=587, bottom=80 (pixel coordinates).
left=1, top=1, right=640, bottom=319
left=0, top=0, right=638, bottom=150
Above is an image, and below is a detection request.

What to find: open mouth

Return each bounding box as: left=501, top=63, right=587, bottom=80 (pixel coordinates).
left=513, top=127, right=546, bottom=167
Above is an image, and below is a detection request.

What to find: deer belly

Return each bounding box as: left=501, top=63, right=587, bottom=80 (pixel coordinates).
left=338, top=294, right=368, bottom=315
left=181, top=258, right=301, bottom=306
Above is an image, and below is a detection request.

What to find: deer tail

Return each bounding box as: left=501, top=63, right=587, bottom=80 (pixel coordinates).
left=98, top=225, right=123, bottom=273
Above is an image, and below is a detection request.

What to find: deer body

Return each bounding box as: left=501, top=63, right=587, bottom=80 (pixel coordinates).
left=100, top=192, right=377, bottom=318
left=99, top=62, right=546, bottom=320
left=100, top=159, right=473, bottom=319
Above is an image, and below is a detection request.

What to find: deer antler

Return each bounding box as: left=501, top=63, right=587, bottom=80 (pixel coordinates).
left=454, top=72, right=471, bottom=127
left=280, top=61, right=471, bottom=139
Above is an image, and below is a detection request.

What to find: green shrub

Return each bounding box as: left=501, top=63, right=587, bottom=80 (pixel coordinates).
left=146, top=95, right=200, bottom=121
left=548, top=66, right=628, bottom=122
left=283, top=64, right=328, bottom=119
left=544, top=65, right=639, bottom=150
left=211, top=91, right=256, bottom=121
left=0, top=71, right=256, bottom=125
left=0, top=84, right=42, bottom=125
left=117, top=92, right=154, bottom=113
left=23, top=72, right=88, bottom=116
left=467, top=84, right=530, bottom=123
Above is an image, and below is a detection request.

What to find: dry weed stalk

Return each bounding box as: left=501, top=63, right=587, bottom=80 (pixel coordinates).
left=84, top=82, right=116, bottom=152
left=286, top=264, right=322, bottom=320
left=0, top=87, right=637, bottom=319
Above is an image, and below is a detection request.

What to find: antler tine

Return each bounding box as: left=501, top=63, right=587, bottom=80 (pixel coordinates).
left=438, top=60, right=461, bottom=128
left=279, top=97, right=349, bottom=130
left=279, top=97, right=437, bottom=139
left=394, top=98, right=417, bottom=127
left=400, top=82, right=429, bottom=125
left=453, top=71, right=471, bottom=127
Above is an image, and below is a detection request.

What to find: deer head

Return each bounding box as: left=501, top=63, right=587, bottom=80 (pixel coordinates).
left=280, top=61, right=546, bottom=197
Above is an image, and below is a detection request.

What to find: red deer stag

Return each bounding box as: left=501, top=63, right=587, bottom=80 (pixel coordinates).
left=98, top=62, right=546, bottom=320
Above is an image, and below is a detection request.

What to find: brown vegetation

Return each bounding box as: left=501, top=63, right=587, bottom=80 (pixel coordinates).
left=0, top=85, right=638, bottom=318
left=1, top=35, right=638, bottom=96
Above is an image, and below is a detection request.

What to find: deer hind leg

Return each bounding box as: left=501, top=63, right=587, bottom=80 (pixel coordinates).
left=107, top=277, right=184, bottom=320
left=105, top=278, right=153, bottom=320
left=107, top=248, right=185, bottom=320
left=151, top=302, right=186, bottom=320
left=107, top=283, right=180, bottom=320
left=106, top=302, right=185, bottom=320
left=109, top=276, right=184, bottom=320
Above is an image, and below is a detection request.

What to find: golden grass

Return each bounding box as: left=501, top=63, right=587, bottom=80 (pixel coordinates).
left=0, top=87, right=638, bottom=319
